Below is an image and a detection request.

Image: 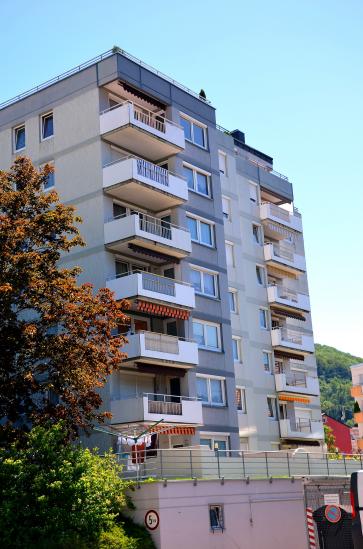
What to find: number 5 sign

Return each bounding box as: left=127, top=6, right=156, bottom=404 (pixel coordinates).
left=145, top=510, right=160, bottom=530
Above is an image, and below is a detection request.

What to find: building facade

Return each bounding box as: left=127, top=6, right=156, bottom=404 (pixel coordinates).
left=0, top=48, right=323, bottom=452
left=322, top=414, right=352, bottom=454
left=350, top=363, right=363, bottom=452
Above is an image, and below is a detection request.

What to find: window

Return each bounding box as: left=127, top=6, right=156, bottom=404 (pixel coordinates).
left=256, top=265, right=265, bottom=286
left=44, top=170, right=55, bottom=190
left=267, top=396, right=277, bottom=419
left=232, top=337, right=242, bottom=362
left=186, top=215, right=214, bottom=247
left=222, top=196, right=231, bottom=220
left=201, top=437, right=228, bottom=452
left=218, top=151, right=227, bottom=175
left=225, top=241, right=235, bottom=267
left=236, top=387, right=247, bottom=413
left=228, top=289, right=238, bottom=313
left=197, top=376, right=225, bottom=406
left=183, top=164, right=211, bottom=197
left=193, top=320, right=221, bottom=351
left=14, top=125, right=25, bottom=151
left=190, top=266, right=218, bottom=298
left=180, top=114, right=207, bottom=148
left=249, top=182, right=258, bottom=203
left=252, top=224, right=262, bottom=244
left=259, top=308, right=268, bottom=329
left=41, top=112, right=54, bottom=140
left=209, top=505, right=225, bottom=531
left=263, top=351, right=272, bottom=373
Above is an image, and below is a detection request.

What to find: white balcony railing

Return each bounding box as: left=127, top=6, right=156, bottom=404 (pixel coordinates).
left=279, top=418, right=324, bottom=439
left=271, top=327, right=315, bottom=353
left=123, top=331, right=199, bottom=366
left=264, top=242, right=306, bottom=272
left=106, top=271, right=195, bottom=309
left=267, top=284, right=311, bottom=312
left=274, top=371, right=320, bottom=396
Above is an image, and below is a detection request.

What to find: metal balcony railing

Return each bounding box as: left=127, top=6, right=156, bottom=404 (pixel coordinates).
left=284, top=371, right=307, bottom=387
left=273, top=326, right=303, bottom=345
left=145, top=393, right=197, bottom=416
left=101, top=100, right=182, bottom=132
left=109, top=211, right=189, bottom=240
left=141, top=272, right=176, bottom=296
left=141, top=331, right=189, bottom=354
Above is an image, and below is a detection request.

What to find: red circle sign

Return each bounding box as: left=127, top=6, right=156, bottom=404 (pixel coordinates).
left=325, top=505, right=341, bottom=523
left=145, top=510, right=159, bottom=530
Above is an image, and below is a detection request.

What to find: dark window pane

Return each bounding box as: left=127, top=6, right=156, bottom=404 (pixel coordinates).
left=42, top=114, right=54, bottom=138
left=193, top=124, right=205, bottom=147
left=180, top=117, right=192, bottom=140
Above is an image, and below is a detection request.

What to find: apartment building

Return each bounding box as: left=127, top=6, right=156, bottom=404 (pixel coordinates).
left=350, top=363, right=363, bottom=452
left=0, top=48, right=323, bottom=452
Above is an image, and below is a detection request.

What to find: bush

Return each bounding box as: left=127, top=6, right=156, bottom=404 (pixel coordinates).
left=0, top=423, right=154, bottom=548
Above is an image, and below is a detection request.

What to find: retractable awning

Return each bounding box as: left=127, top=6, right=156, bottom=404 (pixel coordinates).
left=274, top=350, right=305, bottom=361
left=128, top=243, right=179, bottom=264
left=271, top=307, right=306, bottom=321
left=136, top=300, right=190, bottom=319
left=279, top=394, right=310, bottom=404
left=150, top=425, right=196, bottom=436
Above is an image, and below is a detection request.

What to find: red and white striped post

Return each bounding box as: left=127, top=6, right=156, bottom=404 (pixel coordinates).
left=306, top=507, right=317, bottom=548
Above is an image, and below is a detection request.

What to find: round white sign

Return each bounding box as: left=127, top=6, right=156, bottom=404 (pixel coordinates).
left=145, top=510, right=159, bottom=531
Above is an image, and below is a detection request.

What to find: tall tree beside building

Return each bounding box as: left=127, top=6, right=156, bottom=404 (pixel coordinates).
left=0, top=157, right=129, bottom=440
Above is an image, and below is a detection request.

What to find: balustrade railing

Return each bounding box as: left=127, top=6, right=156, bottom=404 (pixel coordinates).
left=136, top=158, right=169, bottom=186
left=285, top=371, right=307, bottom=387
left=133, top=106, right=166, bottom=133
left=141, top=272, right=176, bottom=296
left=271, top=242, right=295, bottom=261
left=143, top=332, right=180, bottom=354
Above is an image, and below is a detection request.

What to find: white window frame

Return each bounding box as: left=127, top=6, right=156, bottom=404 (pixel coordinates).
left=193, top=319, right=222, bottom=351
left=262, top=350, right=273, bottom=374
left=232, top=336, right=242, bottom=362
left=228, top=288, right=238, bottom=313
left=200, top=433, right=230, bottom=450
left=40, top=111, right=54, bottom=141
left=249, top=181, right=259, bottom=204
left=13, top=124, right=26, bottom=152
left=183, top=162, right=211, bottom=198
left=252, top=223, right=263, bottom=245
left=259, top=308, right=269, bottom=330
left=180, top=112, right=207, bottom=149
left=267, top=395, right=278, bottom=419
left=189, top=265, right=219, bottom=298
left=225, top=240, right=235, bottom=267
left=222, top=195, right=231, bottom=220
left=236, top=386, right=247, bottom=413
left=186, top=213, right=215, bottom=248
left=256, top=265, right=266, bottom=286
left=196, top=375, right=226, bottom=406
left=40, top=161, right=55, bottom=191
left=218, top=150, right=228, bottom=176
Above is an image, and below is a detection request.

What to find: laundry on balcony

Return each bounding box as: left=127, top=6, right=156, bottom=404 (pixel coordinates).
left=136, top=300, right=190, bottom=319
left=278, top=394, right=310, bottom=404
left=271, top=307, right=306, bottom=321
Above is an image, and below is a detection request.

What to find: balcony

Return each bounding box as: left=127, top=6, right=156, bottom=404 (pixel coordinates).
left=103, top=157, right=188, bottom=211
left=100, top=102, right=185, bottom=161
left=260, top=202, right=302, bottom=233
left=271, top=327, right=314, bottom=355
left=110, top=393, right=203, bottom=426
left=107, top=271, right=195, bottom=309
left=123, top=331, right=198, bottom=368
left=275, top=371, right=319, bottom=396
left=267, top=285, right=310, bottom=312
left=104, top=212, right=192, bottom=259
left=264, top=242, right=306, bottom=275
left=279, top=418, right=324, bottom=440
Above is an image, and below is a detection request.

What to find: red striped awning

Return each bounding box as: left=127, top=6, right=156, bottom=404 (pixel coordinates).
left=136, top=300, right=190, bottom=320
left=279, top=394, right=310, bottom=404
left=150, top=424, right=196, bottom=436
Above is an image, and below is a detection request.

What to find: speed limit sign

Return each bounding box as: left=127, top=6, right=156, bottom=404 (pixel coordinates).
left=145, top=510, right=159, bottom=530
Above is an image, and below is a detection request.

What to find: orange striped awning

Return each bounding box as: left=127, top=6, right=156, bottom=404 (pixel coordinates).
left=279, top=394, right=310, bottom=404
left=150, top=424, right=196, bottom=436
left=136, top=300, right=190, bottom=320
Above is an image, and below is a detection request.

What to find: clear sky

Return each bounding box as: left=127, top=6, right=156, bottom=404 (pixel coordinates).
left=1, top=0, right=362, bottom=356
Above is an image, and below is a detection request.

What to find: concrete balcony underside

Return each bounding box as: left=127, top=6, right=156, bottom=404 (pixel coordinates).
left=122, top=332, right=198, bottom=368
left=100, top=102, right=185, bottom=161
left=110, top=395, right=203, bottom=426
left=103, top=157, right=188, bottom=212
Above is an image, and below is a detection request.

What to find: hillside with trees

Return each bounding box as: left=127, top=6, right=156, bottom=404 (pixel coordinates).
left=316, top=343, right=363, bottom=425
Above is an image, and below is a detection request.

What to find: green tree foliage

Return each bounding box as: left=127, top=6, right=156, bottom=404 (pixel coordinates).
left=0, top=423, right=155, bottom=549
left=324, top=424, right=338, bottom=453
left=316, top=343, right=363, bottom=424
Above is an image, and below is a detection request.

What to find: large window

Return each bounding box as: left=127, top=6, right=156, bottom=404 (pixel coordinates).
left=14, top=125, right=25, bottom=151
left=236, top=387, right=247, bottom=413
left=193, top=320, right=221, bottom=350
left=225, top=241, right=235, bottom=267
left=41, top=112, right=54, bottom=140
left=183, top=164, right=211, bottom=197
left=180, top=114, right=207, bottom=148
left=186, top=214, right=214, bottom=247
left=197, top=376, right=226, bottom=406
left=190, top=266, right=218, bottom=298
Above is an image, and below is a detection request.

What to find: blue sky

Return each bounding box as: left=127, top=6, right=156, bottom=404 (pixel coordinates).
left=1, top=0, right=362, bottom=356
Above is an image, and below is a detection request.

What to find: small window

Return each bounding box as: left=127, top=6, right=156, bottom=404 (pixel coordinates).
left=180, top=114, right=207, bottom=148
left=222, top=196, right=231, bottom=220
left=41, top=112, right=54, bottom=140
left=190, top=267, right=218, bottom=298
left=263, top=351, right=272, bottom=373
left=186, top=215, right=214, bottom=247
left=228, top=289, right=238, bottom=313
left=256, top=266, right=265, bottom=286
left=232, top=337, right=242, bottom=362
left=225, top=241, right=235, bottom=267
left=267, top=396, right=277, bottom=419
left=193, top=320, right=221, bottom=351
left=249, top=183, right=258, bottom=203
left=209, top=504, right=225, bottom=531
left=236, top=387, right=247, bottom=413
left=44, top=170, right=55, bottom=190
left=252, top=224, right=262, bottom=244
left=183, top=164, right=211, bottom=197
left=197, top=376, right=225, bottom=406
left=259, top=308, right=268, bottom=329
left=14, top=125, right=25, bottom=151
left=218, top=151, right=227, bottom=175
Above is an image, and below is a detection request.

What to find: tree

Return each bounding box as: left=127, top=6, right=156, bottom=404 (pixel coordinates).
left=0, top=157, right=129, bottom=439
left=324, top=424, right=338, bottom=453
left=0, top=423, right=155, bottom=548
